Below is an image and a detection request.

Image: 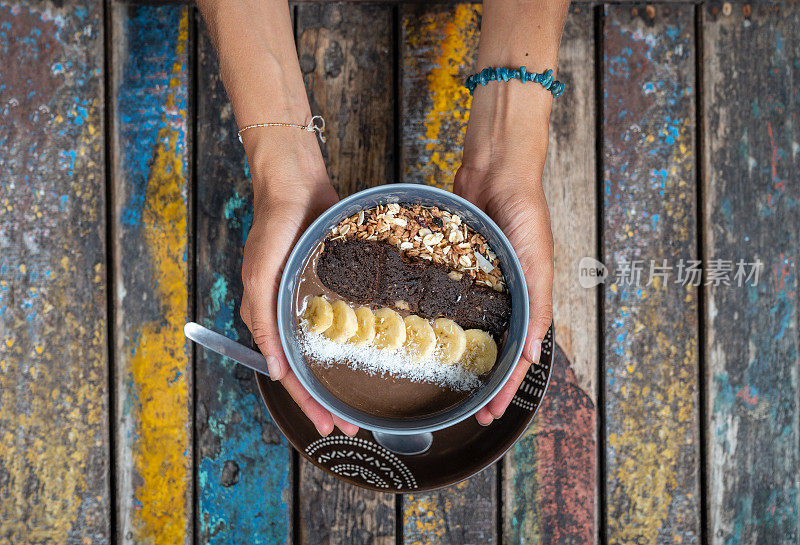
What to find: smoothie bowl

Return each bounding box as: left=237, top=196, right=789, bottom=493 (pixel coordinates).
left=276, top=184, right=529, bottom=454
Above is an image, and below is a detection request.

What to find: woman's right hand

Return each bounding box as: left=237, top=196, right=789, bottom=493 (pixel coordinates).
left=239, top=130, right=359, bottom=437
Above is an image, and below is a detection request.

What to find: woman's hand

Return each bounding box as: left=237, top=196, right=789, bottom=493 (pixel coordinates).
left=455, top=83, right=555, bottom=426
left=239, top=131, right=359, bottom=437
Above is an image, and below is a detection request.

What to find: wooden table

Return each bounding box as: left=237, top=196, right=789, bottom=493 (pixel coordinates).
left=1, top=1, right=798, bottom=544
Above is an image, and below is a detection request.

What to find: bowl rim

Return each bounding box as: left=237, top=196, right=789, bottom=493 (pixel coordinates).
left=276, top=183, right=529, bottom=434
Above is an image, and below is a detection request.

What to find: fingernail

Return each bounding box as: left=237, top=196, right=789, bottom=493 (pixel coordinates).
left=265, top=355, right=280, bottom=380
left=527, top=339, right=542, bottom=363
left=314, top=422, right=332, bottom=437
left=493, top=411, right=506, bottom=421
left=478, top=419, right=491, bottom=427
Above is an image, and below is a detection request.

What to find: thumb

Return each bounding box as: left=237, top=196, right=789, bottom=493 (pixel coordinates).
left=241, top=268, right=288, bottom=381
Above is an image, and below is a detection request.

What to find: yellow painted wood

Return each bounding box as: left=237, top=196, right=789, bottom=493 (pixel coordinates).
left=603, top=6, right=700, bottom=543
left=0, top=0, right=109, bottom=541
left=400, top=3, right=480, bottom=191
left=112, top=5, right=192, bottom=544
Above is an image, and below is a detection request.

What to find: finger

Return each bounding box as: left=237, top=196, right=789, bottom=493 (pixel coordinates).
left=332, top=415, right=359, bottom=437
left=281, top=370, right=335, bottom=436
left=240, top=296, right=288, bottom=381
left=485, top=356, right=533, bottom=419
left=475, top=407, right=494, bottom=426
left=239, top=295, right=251, bottom=328
left=523, top=262, right=553, bottom=365
left=242, top=261, right=289, bottom=380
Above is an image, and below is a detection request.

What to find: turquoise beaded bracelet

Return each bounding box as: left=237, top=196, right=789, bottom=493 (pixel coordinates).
left=464, top=66, right=565, bottom=97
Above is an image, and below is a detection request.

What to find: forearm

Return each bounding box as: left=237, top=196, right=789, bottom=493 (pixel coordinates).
left=197, top=0, right=326, bottom=201
left=464, top=0, right=570, bottom=172
left=477, top=0, right=569, bottom=72
left=197, top=0, right=308, bottom=121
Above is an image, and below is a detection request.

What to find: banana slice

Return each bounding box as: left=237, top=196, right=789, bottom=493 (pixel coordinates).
left=404, top=315, right=437, bottom=361
left=323, top=300, right=359, bottom=342
left=432, top=318, right=467, bottom=365
left=303, top=296, right=334, bottom=334
left=462, top=329, right=498, bottom=374
left=351, top=306, right=376, bottom=346
left=373, top=307, right=406, bottom=349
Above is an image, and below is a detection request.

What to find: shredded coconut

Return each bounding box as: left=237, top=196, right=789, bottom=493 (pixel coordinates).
left=299, top=330, right=481, bottom=391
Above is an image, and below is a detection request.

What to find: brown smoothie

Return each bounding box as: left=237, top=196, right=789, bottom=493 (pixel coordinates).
left=295, top=241, right=477, bottom=419
left=293, top=204, right=511, bottom=420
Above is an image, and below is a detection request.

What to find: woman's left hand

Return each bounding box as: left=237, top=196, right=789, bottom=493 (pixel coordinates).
left=455, top=84, right=555, bottom=425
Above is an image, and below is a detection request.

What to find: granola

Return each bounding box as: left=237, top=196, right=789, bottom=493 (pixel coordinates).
left=328, top=203, right=506, bottom=292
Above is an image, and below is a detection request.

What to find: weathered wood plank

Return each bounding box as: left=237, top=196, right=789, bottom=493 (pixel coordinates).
left=116, top=0, right=768, bottom=5
left=603, top=5, right=701, bottom=544
left=297, top=3, right=396, bottom=194
left=295, top=5, right=397, bottom=544
left=400, top=5, right=498, bottom=544
left=403, top=474, right=496, bottom=545
left=298, top=464, right=397, bottom=545
left=196, top=23, right=294, bottom=545
left=503, top=6, right=598, bottom=544
left=703, top=4, right=800, bottom=544
left=400, top=3, right=480, bottom=191
left=0, top=1, right=109, bottom=542
left=112, top=5, right=192, bottom=544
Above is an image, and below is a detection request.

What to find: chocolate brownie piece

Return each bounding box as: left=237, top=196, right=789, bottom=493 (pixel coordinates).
left=416, top=267, right=470, bottom=319
left=379, top=248, right=428, bottom=307
left=458, top=287, right=512, bottom=338
left=316, top=237, right=512, bottom=337
left=316, top=237, right=383, bottom=303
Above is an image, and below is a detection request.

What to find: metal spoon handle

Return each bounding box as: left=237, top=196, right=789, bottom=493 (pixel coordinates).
left=184, top=322, right=269, bottom=377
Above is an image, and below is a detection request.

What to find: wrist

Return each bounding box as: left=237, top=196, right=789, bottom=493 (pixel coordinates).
left=462, top=83, right=551, bottom=174
left=245, top=130, right=329, bottom=205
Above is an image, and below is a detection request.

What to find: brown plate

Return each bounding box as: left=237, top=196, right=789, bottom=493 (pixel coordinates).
left=256, top=326, right=554, bottom=492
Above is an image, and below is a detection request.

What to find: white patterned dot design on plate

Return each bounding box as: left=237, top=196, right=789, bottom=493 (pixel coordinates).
left=305, top=436, right=418, bottom=490
left=329, top=464, right=390, bottom=489
left=510, top=327, right=553, bottom=412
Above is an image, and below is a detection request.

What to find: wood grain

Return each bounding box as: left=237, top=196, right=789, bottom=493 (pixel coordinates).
left=111, top=5, right=192, bottom=545
left=196, top=23, right=294, bottom=545
left=403, top=473, right=496, bottom=545
left=703, top=4, right=800, bottom=544
left=603, top=6, right=701, bottom=544
left=117, top=0, right=769, bottom=5
left=297, top=3, right=396, bottom=195
left=295, top=5, right=397, bottom=544
left=399, top=4, right=498, bottom=544
left=0, top=1, right=109, bottom=542
left=503, top=6, right=597, bottom=544
left=400, top=3, right=480, bottom=191
left=298, top=464, right=396, bottom=545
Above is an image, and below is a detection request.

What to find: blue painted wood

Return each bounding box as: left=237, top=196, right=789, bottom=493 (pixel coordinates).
left=703, top=4, right=800, bottom=544
left=0, top=1, right=109, bottom=542
left=195, top=23, right=293, bottom=545
left=603, top=5, right=701, bottom=544
left=112, top=5, right=192, bottom=544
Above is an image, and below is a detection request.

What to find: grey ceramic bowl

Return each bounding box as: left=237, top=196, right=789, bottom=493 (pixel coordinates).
left=276, top=184, right=528, bottom=437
